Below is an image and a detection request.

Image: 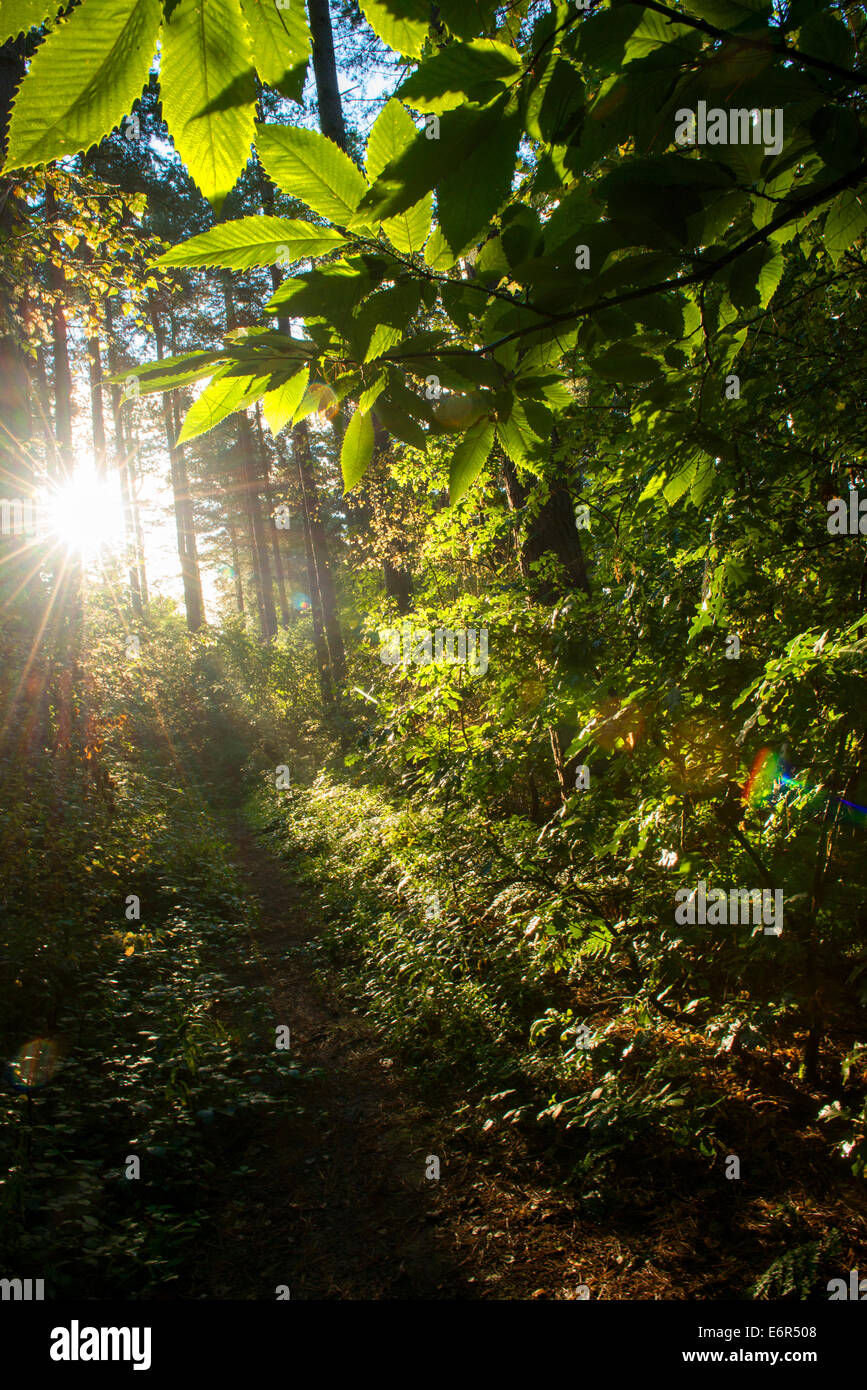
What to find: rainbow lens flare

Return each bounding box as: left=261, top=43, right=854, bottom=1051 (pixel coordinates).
left=743, top=747, right=866, bottom=825
left=743, top=747, right=791, bottom=807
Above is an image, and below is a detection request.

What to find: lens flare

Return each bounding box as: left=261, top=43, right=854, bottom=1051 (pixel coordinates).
left=42, top=459, right=125, bottom=556
left=5, top=1037, right=60, bottom=1093
left=743, top=746, right=866, bottom=826
left=742, top=746, right=785, bottom=807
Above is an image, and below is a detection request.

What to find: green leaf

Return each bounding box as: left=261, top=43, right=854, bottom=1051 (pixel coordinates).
left=727, top=243, right=783, bottom=311
left=357, top=0, right=429, bottom=58
left=591, top=344, right=662, bottom=384
left=366, top=98, right=415, bottom=181
left=116, top=350, right=225, bottom=391
left=373, top=394, right=427, bottom=448
left=398, top=39, right=521, bottom=113
left=525, top=56, right=584, bottom=145
left=365, top=98, right=432, bottom=254
left=4, top=0, right=161, bottom=170
left=436, top=0, right=498, bottom=41
left=825, top=189, right=867, bottom=269
left=438, top=106, right=522, bottom=255
left=263, top=367, right=309, bottom=435
left=256, top=123, right=368, bottom=224
left=358, top=373, right=387, bottom=414
left=161, top=0, right=257, bottom=212
left=497, top=401, right=545, bottom=466
left=682, top=0, right=770, bottom=25
left=178, top=371, right=269, bottom=443
left=341, top=408, right=375, bottom=492
left=797, top=11, right=855, bottom=70
left=449, top=417, right=494, bottom=503
left=158, top=216, right=348, bottom=269
left=662, top=458, right=698, bottom=506
left=354, top=97, right=508, bottom=228
left=622, top=8, right=696, bottom=63
left=239, top=0, right=309, bottom=103
left=267, top=259, right=376, bottom=324
left=352, top=283, right=423, bottom=362
left=424, top=224, right=459, bottom=271
left=0, top=0, right=64, bottom=45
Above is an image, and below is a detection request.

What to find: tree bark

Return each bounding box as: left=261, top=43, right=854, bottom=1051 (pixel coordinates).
left=105, top=300, right=144, bottom=617
left=146, top=295, right=204, bottom=629
left=226, top=513, right=245, bottom=616
left=293, top=420, right=346, bottom=687
left=87, top=330, right=107, bottom=479
left=307, top=0, right=348, bottom=150
left=255, top=402, right=290, bottom=627
left=44, top=185, right=74, bottom=480
left=501, top=448, right=590, bottom=601
left=293, top=426, right=334, bottom=705
left=222, top=276, right=276, bottom=639
left=238, top=408, right=277, bottom=639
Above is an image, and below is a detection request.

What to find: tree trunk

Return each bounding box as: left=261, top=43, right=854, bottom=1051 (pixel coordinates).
left=501, top=448, right=590, bottom=600
left=128, top=442, right=149, bottom=608
left=221, top=277, right=276, bottom=639
left=238, top=409, right=277, bottom=639
left=227, top=513, right=245, bottom=616
left=372, top=418, right=414, bottom=612
left=293, top=420, right=346, bottom=688
left=0, top=39, right=39, bottom=620
left=307, top=0, right=348, bottom=150
left=44, top=184, right=74, bottom=480
left=146, top=295, right=204, bottom=629
left=88, top=331, right=107, bottom=478
left=105, top=300, right=144, bottom=617
left=257, top=144, right=344, bottom=692
left=293, top=427, right=334, bottom=705
left=255, top=402, right=290, bottom=626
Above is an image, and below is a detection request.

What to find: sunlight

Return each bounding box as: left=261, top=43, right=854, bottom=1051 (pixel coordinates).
left=42, top=458, right=126, bottom=558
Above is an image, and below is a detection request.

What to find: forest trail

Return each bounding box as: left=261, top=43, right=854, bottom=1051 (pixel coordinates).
left=199, top=819, right=601, bottom=1300
left=204, top=819, right=468, bottom=1299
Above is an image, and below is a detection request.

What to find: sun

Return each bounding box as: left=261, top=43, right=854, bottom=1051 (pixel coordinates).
left=42, top=459, right=127, bottom=557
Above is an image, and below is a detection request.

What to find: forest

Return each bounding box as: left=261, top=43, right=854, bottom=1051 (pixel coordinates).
left=1, top=0, right=867, bottom=1316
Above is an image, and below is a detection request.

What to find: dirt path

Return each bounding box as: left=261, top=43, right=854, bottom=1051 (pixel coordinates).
left=205, top=820, right=474, bottom=1299
left=204, top=820, right=618, bottom=1300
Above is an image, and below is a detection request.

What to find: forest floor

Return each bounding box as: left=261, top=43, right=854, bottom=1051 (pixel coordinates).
left=9, top=771, right=864, bottom=1301
left=191, top=813, right=867, bottom=1301
left=204, top=818, right=593, bottom=1300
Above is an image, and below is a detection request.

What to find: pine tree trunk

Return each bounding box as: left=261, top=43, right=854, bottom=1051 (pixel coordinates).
left=221, top=277, right=275, bottom=638
left=293, top=428, right=334, bottom=705
left=227, top=514, right=245, bottom=616
left=255, top=403, right=290, bottom=627
left=293, top=421, right=346, bottom=688
left=105, top=301, right=144, bottom=617
left=238, top=410, right=278, bottom=639
left=146, top=295, right=204, bottom=629
left=307, top=0, right=348, bottom=149
left=0, top=38, right=39, bottom=617
left=44, top=185, right=74, bottom=480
